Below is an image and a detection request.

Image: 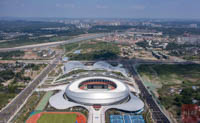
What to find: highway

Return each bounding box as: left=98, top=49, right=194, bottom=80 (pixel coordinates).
left=17, top=60, right=51, bottom=64
left=122, top=60, right=170, bottom=123
left=0, top=33, right=109, bottom=52
left=0, top=55, right=61, bottom=123
left=0, top=33, right=110, bottom=122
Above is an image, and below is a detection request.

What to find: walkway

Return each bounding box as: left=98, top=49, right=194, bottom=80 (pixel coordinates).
left=88, top=106, right=105, bottom=123
left=35, top=91, right=54, bottom=111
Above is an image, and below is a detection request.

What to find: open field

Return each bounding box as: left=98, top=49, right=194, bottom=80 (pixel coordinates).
left=65, top=40, right=120, bottom=60
left=37, top=113, right=76, bottom=123
left=137, top=64, right=200, bottom=122
left=138, top=64, right=200, bottom=87
left=0, top=93, right=16, bottom=110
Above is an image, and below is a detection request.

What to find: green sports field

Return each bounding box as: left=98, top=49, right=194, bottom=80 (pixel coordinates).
left=37, top=114, right=77, bottom=123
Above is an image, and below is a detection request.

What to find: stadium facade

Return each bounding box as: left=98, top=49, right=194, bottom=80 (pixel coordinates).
left=49, top=76, right=144, bottom=113
left=47, top=61, right=144, bottom=123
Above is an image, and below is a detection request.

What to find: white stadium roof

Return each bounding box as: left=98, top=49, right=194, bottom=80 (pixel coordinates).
left=66, top=76, right=129, bottom=105
left=49, top=76, right=144, bottom=112
left=63, top=61, right=128, bottom=77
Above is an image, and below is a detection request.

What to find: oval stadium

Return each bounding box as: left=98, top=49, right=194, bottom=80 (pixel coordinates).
left=49, top=76, right=144, bottom=113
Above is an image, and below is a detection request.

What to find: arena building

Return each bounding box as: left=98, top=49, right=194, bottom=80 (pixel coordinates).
left=43, top=61, right=144, bottom=123
left=49, top=76, right=144, bottom=123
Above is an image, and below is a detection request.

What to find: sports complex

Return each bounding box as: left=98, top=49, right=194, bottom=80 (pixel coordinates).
left=26, top=61, right=145, bottom=123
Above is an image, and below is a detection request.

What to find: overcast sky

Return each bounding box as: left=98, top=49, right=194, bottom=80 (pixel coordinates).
left=0, top=0, right=200, bottom=19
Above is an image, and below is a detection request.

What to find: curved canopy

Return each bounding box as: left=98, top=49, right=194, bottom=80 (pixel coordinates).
left=64, top=61, right=85, bottom=73
left=63, top=61, right=128, bottom=77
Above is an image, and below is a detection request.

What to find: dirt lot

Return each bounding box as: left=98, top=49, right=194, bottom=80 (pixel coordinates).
left=23, top=51, right=39, bottom=59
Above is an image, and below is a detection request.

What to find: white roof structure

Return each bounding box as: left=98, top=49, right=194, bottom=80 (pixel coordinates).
left=93, top=61, right=128, bottom=77
left=105, top=93, right=144, bottom=112
left=63, top=61, right=85, bottom=73
left=63, top=61, right=128, bottom=77
left=49, top=91, right=85, bottom=110
left=49, top=76, right=144, bottom=112
left=66, top=76, right=129, bottom=105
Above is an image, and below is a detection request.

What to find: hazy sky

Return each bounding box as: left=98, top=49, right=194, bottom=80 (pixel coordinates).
left=0, top=0, right=200, bottom=19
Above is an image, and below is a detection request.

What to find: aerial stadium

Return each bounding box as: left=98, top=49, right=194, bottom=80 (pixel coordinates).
left=27, top=61, right=145, bottom=123
left=49, top=76, right=144, bottom=111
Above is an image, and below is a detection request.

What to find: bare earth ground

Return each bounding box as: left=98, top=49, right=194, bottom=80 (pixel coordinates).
left=23, top=51, right=39, bottom=59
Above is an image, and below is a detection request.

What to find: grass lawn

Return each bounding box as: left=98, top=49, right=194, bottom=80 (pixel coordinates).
left=138, top=64, right=200, bottom=85
left=137, top=64, right=200, bottom=122
left=0, top=93, right=16, bottom=110
left=35, top=91, right=54, bottom=111
left=63, top=43, right=79, bottom=53
left=37, top=114, right=77, bottom=123
left=65, top=40, right=120, bottom=60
